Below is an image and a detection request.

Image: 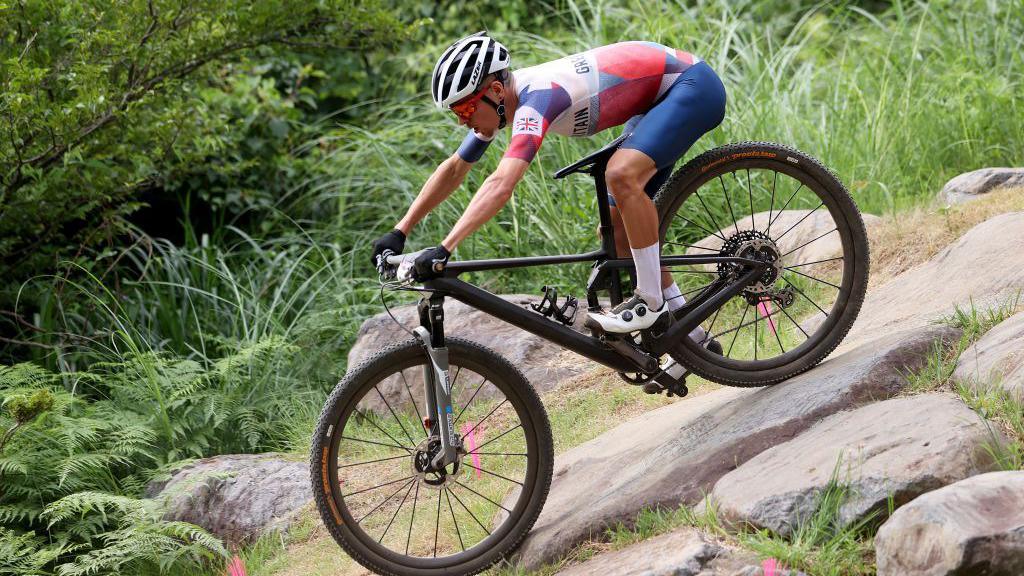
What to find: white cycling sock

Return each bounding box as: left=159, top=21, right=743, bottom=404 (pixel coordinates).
left=663, top=281, right=709, bottom=343
left=630, top=243, right=664, bottom=309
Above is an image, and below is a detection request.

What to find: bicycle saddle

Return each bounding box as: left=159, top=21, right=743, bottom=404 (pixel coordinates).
left=553, top=132, right=629, bottom=179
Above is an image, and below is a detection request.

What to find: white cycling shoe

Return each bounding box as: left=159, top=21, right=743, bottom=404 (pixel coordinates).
left=585, top=295, right=669, bottom=334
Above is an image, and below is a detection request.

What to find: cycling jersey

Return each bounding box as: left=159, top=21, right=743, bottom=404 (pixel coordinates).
left=456, top=41, right=704, bottom=164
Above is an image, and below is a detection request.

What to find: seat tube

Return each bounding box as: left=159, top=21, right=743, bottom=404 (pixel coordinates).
left=594, top=163, right=624, bottom=304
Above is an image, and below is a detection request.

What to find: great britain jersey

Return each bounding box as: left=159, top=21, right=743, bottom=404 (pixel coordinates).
left=456, top=41, right=701, bottom=164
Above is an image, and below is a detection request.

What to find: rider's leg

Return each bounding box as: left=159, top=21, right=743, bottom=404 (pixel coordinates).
left=604, top=149, right=663, bottom=308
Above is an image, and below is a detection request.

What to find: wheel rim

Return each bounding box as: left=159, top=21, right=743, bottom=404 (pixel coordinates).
left=325, top=350, right=539, bottom=567
left=660, top=160, right=859, bottom=371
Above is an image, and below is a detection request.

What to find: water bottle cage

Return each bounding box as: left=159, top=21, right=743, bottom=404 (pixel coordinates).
left=530, top=285, right=578, bottom=326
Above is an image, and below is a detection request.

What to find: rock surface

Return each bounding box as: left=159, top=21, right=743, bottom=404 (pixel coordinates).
left=687, top=209, right=882, bottom=268
left=552, top=528, right=776, bottom=576
left=940, top=168, right=1024, bottom=204
left=146, top=454, right=310, bottom=545
left=953, top=310, right=1024, bottom=399
left=821, top=212, right=1024, bottom=353
left=875, top=471, right=1024, bottom=576
left=511, top=324, right=960, bottom=570
left=708, top=394, right=998, bottom=537
left=348, top=294, right=591, bottom=413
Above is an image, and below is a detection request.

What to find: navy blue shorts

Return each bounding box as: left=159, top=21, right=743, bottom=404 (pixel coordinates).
left=608, top=61, right=726, bottom=206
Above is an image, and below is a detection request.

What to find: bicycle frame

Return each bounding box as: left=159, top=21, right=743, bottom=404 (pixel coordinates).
left=401, top=149, right=768, bottom=470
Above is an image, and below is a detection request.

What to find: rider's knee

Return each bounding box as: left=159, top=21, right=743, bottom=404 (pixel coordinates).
left=605, top=166, right=643, bottom=202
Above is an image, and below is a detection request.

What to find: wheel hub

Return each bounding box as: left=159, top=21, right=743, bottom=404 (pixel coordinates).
left=718, top=229, right=782, bottom=295
left=411, top=436, right=461, bottom=488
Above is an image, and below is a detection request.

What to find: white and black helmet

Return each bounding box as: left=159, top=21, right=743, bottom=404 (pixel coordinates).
left=431, top=31, right=511, bottom=109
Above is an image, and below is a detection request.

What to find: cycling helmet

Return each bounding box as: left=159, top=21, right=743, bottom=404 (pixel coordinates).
left=431, top=31, right=511, bottom=109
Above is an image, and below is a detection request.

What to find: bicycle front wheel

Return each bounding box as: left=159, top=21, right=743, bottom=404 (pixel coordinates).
left=654, top=141, right=870, bottom=386
left=310, top=337, right=553, bottom=576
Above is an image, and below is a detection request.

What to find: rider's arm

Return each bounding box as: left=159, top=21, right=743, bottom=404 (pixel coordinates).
left=395, top=153, right=474, bottom=235
left=441, top=157, right=529, bottom=251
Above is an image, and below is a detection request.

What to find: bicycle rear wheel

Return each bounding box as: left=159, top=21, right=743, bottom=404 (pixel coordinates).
left=310, top=337, right=553, bottom=576
left=654, top=141, right=869, bottom=386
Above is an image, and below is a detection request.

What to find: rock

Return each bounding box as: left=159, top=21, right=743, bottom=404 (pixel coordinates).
left=511, top=324, right=960, bottom=570
left=708, top=394, right=999, bottom=537
left=348, top=294, right=591, bottom=413
left=940, top=168, right=1024, bottom=204
left=953, top=310, right=1024, bottom=400
left=686, top=209, right=882, bottom=269
left=818, top=212, right=1024, bottom=353
left=552, top=527, right=773, bottom=576
left=875, top=471, right=1024, bottom=575
left=146, top=454, right=310, bottom=545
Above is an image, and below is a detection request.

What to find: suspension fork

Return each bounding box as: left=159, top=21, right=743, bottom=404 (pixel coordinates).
left=415, top=295, right=459, bottom=470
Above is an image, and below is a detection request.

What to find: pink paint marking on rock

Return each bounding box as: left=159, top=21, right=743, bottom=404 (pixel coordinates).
left=758, top=298, right=778, bottom=337
left=461, top=422, right=482, bottom=478
left=226, top=555, right=247, bottom=576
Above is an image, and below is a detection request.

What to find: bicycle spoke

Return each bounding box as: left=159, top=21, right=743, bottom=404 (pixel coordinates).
left=460, top=398, right=508, bottom=442
left=782, top=276, right=829, bottom=317
left=693, top=190, right=727, bottom=239
left=341, top=453, right=410, bottom=468
left=761, top=298, right=787, bottom=355
left=754, top=302, right=758, bottom=360
left=785, top=267, right=841, bottom=290
left=454, top=376, right=488, bottom=425
left=450, top=365, right=462, bottom=397
left=720, top=175, right=740, bottom=236
left=375, top=385, right=418, bottom=448
left=727, top=303, right=750, bottom=357
left=467, top=423, right=522, bottom=454
left=434, top=488, right=441, bottom=558
left=400, top=369, right=423, bottom=429
left=700, top=305, right=724, bottom=347
left=341, top=435, right=411, bottom=453
left=680, top=281, right=715, bottom=300
left=463, top=462, right=524, bottom=486
left=445, top=488, right=465, bottom=552
left=664, top=240, right=719, bottom=252
left=709, top=302, right=785, bottom=342
left=785, top=256, right=843, bottom=268
left=448, top=484, right=491, bottom=536
left=778, top=300, right=811, bottom=339
left=469, top=451, right=528, bottom=457
left=675, top=214, right=726, bottom=241
left=775, top=201, right=824, bottom=243
left=747, top=168, right=755, bottom=231
left=357, top=477, right=416, bottom=524
left=344, top=474, right=417, bottom=499
left=660, top=267, right=719, bottom=274
left=379, top=477, right=416, bottom=544
left=767, top=170, right=778, bottom=237
left=768, top=183, right=804, bottom=230
left=453, top=479, right=512, bottom=514
left=353, top=408, right=415, bottom=454
left=405, top=480, right=419, bottom=555
left=780, top=227, right=838, bottom=260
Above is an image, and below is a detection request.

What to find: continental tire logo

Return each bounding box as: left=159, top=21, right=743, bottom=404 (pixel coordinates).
left=322, top=447, right=343, bottom=525
left=700, top=151, right=776, bottom=173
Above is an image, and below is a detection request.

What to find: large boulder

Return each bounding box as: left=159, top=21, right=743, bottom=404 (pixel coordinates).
left=686, top=209, right=882, bottom=268
left=819, top=212, right=1024, bottom=353
left=553, top=528, right=776, bottom=576
left=146, top=454, right=311, bottom=545
left=940, top=168, right=1024, bottom=205
left=511, top=324, right=960, bottom=570
left=348, top=294, right=592, bottom=413
left=953, top=310, right=1024, bottom=399
left=875, top=471, right=1024, bottom=575
left=708, top=394, right=999, bottom=537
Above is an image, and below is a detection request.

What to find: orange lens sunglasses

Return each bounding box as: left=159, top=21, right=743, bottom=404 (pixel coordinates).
left=449, top=85, right=491, bottom=121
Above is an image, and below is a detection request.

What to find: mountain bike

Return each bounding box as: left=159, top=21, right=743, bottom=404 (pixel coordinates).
left=310, top=136, right=870, bottom=576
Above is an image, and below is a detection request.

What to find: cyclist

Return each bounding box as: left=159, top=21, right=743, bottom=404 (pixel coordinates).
left=372, top=31, right=726, bottom=335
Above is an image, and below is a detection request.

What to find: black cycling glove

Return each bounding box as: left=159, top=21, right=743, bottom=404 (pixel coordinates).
left=413, top=245, right=451, bottom=280
left=371, top=229, right=406, bottom=268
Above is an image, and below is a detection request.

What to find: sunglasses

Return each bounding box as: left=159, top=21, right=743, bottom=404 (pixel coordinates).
left=449, top=85, right=491, bottom=121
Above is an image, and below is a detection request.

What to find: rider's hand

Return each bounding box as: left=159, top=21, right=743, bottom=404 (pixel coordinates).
left=413, top=245, right=451, bottom=281
left=372, top=229, right=406, bottom=269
